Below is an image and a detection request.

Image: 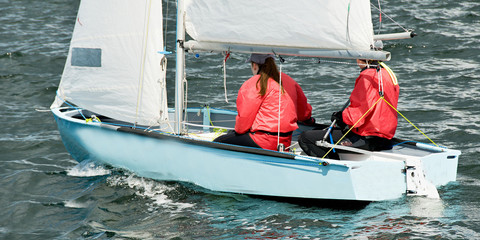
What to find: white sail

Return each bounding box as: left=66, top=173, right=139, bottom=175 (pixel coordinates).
left=184, top=0, right=382, bottom=59
left=52, top=0, right=169, bottom=126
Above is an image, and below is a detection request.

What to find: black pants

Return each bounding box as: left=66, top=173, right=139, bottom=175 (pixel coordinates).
left=213, top=130, right=260, bottom=148
left=298, top=127, right=392, bottom=159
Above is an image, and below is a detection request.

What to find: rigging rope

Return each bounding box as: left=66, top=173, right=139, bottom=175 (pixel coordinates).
left=182, top=76, right=188, bottom=134
left=379, top=62, right=398, bottom=85
left=378, top=65, right=384, bottom=97
left=320, top=97, right=439, bottom=160
left=370, top=2, right=408, bottom=32
left=321, top=97, right=383, bottom=159
left=223, top=51, right=230, bottom=103
left=54, top=92, right=87, bottom=120
left=381, top=98, right=438, bottom=147
left=376, top=0, right=382, bottom=35
left=277, top=63, right=283, bottom=150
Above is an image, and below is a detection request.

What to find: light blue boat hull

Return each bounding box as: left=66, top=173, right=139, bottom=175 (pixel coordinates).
left=52, top=108, right=460, bottom=202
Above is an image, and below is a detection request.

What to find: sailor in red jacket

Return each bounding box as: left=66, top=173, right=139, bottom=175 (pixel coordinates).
left=214, top=54, right=313, bottom=151
left=343, top=60, right=399, bottom=139
left=298, top=59, right=399, bottom=159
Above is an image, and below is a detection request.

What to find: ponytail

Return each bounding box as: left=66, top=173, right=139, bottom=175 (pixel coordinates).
left=256, top=57, right=282, bottom=96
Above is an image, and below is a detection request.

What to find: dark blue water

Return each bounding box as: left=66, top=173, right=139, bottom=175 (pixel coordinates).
left=1, top=0, right=480, bottom=239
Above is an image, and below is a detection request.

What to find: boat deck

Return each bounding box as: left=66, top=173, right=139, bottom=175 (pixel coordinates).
left=63, top=107, right=445, bottom=160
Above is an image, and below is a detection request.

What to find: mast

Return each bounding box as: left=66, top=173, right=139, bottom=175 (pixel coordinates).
left=174, top=0, right=185, bottom=134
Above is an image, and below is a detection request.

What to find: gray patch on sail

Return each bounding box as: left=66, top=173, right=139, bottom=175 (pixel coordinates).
left=71, top=48, right=102, bottom=67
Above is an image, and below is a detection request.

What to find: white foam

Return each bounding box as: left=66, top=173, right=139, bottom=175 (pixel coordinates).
left=107, top=175, right=195, bottom=211
left=409, top=197, right=445, bottom=218
left=64, top=199, right=93, bottom=208
left=67, top=161, right=111, bottom=177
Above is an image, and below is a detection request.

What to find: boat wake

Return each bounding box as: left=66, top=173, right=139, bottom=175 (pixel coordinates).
left=408, top=197, right=445, bottom=218
left=67, top=160, right=111, bottom=177
left=107, top=174, right=195, bottom=212
left=66, top=160, right=195, bottom=211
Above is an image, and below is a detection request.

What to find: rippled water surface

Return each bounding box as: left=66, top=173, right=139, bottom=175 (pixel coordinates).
left=1, top=0, right=480, bottom=239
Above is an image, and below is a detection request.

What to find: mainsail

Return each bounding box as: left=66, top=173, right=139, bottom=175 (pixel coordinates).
left=51, top=0, right=169, bottom=126
left=183, top=0, right=389, bottom=60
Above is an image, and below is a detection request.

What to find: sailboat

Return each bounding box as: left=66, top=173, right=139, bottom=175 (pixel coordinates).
left=51, top=0, right=460, bottom=202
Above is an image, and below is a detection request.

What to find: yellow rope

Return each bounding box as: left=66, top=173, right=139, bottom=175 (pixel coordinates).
left=379, top=62, right=398, bottom=85
left=320, top=96, right=439, bottom=162
left=381, top=98, right=438, bottom=147
left=321, top=97, right=383, bottom=160
left=207, top=106, right=227, bottom=135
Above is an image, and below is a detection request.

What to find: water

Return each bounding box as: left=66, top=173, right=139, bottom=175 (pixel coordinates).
left=1, top=0, right=480, bottom=239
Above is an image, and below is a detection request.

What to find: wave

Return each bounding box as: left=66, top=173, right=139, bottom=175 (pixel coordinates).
left=107, top=174, right=195, bottom=212
left=67, top=160, right=111, bottom=177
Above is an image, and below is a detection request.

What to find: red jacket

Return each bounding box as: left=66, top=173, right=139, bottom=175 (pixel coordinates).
left=235, top=73, right=312, bottom=150
left=343, top=64, right=399, bottom=139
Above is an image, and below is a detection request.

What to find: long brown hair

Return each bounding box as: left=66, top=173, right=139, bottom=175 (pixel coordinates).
left=256, top=57, right=282, bottom=96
